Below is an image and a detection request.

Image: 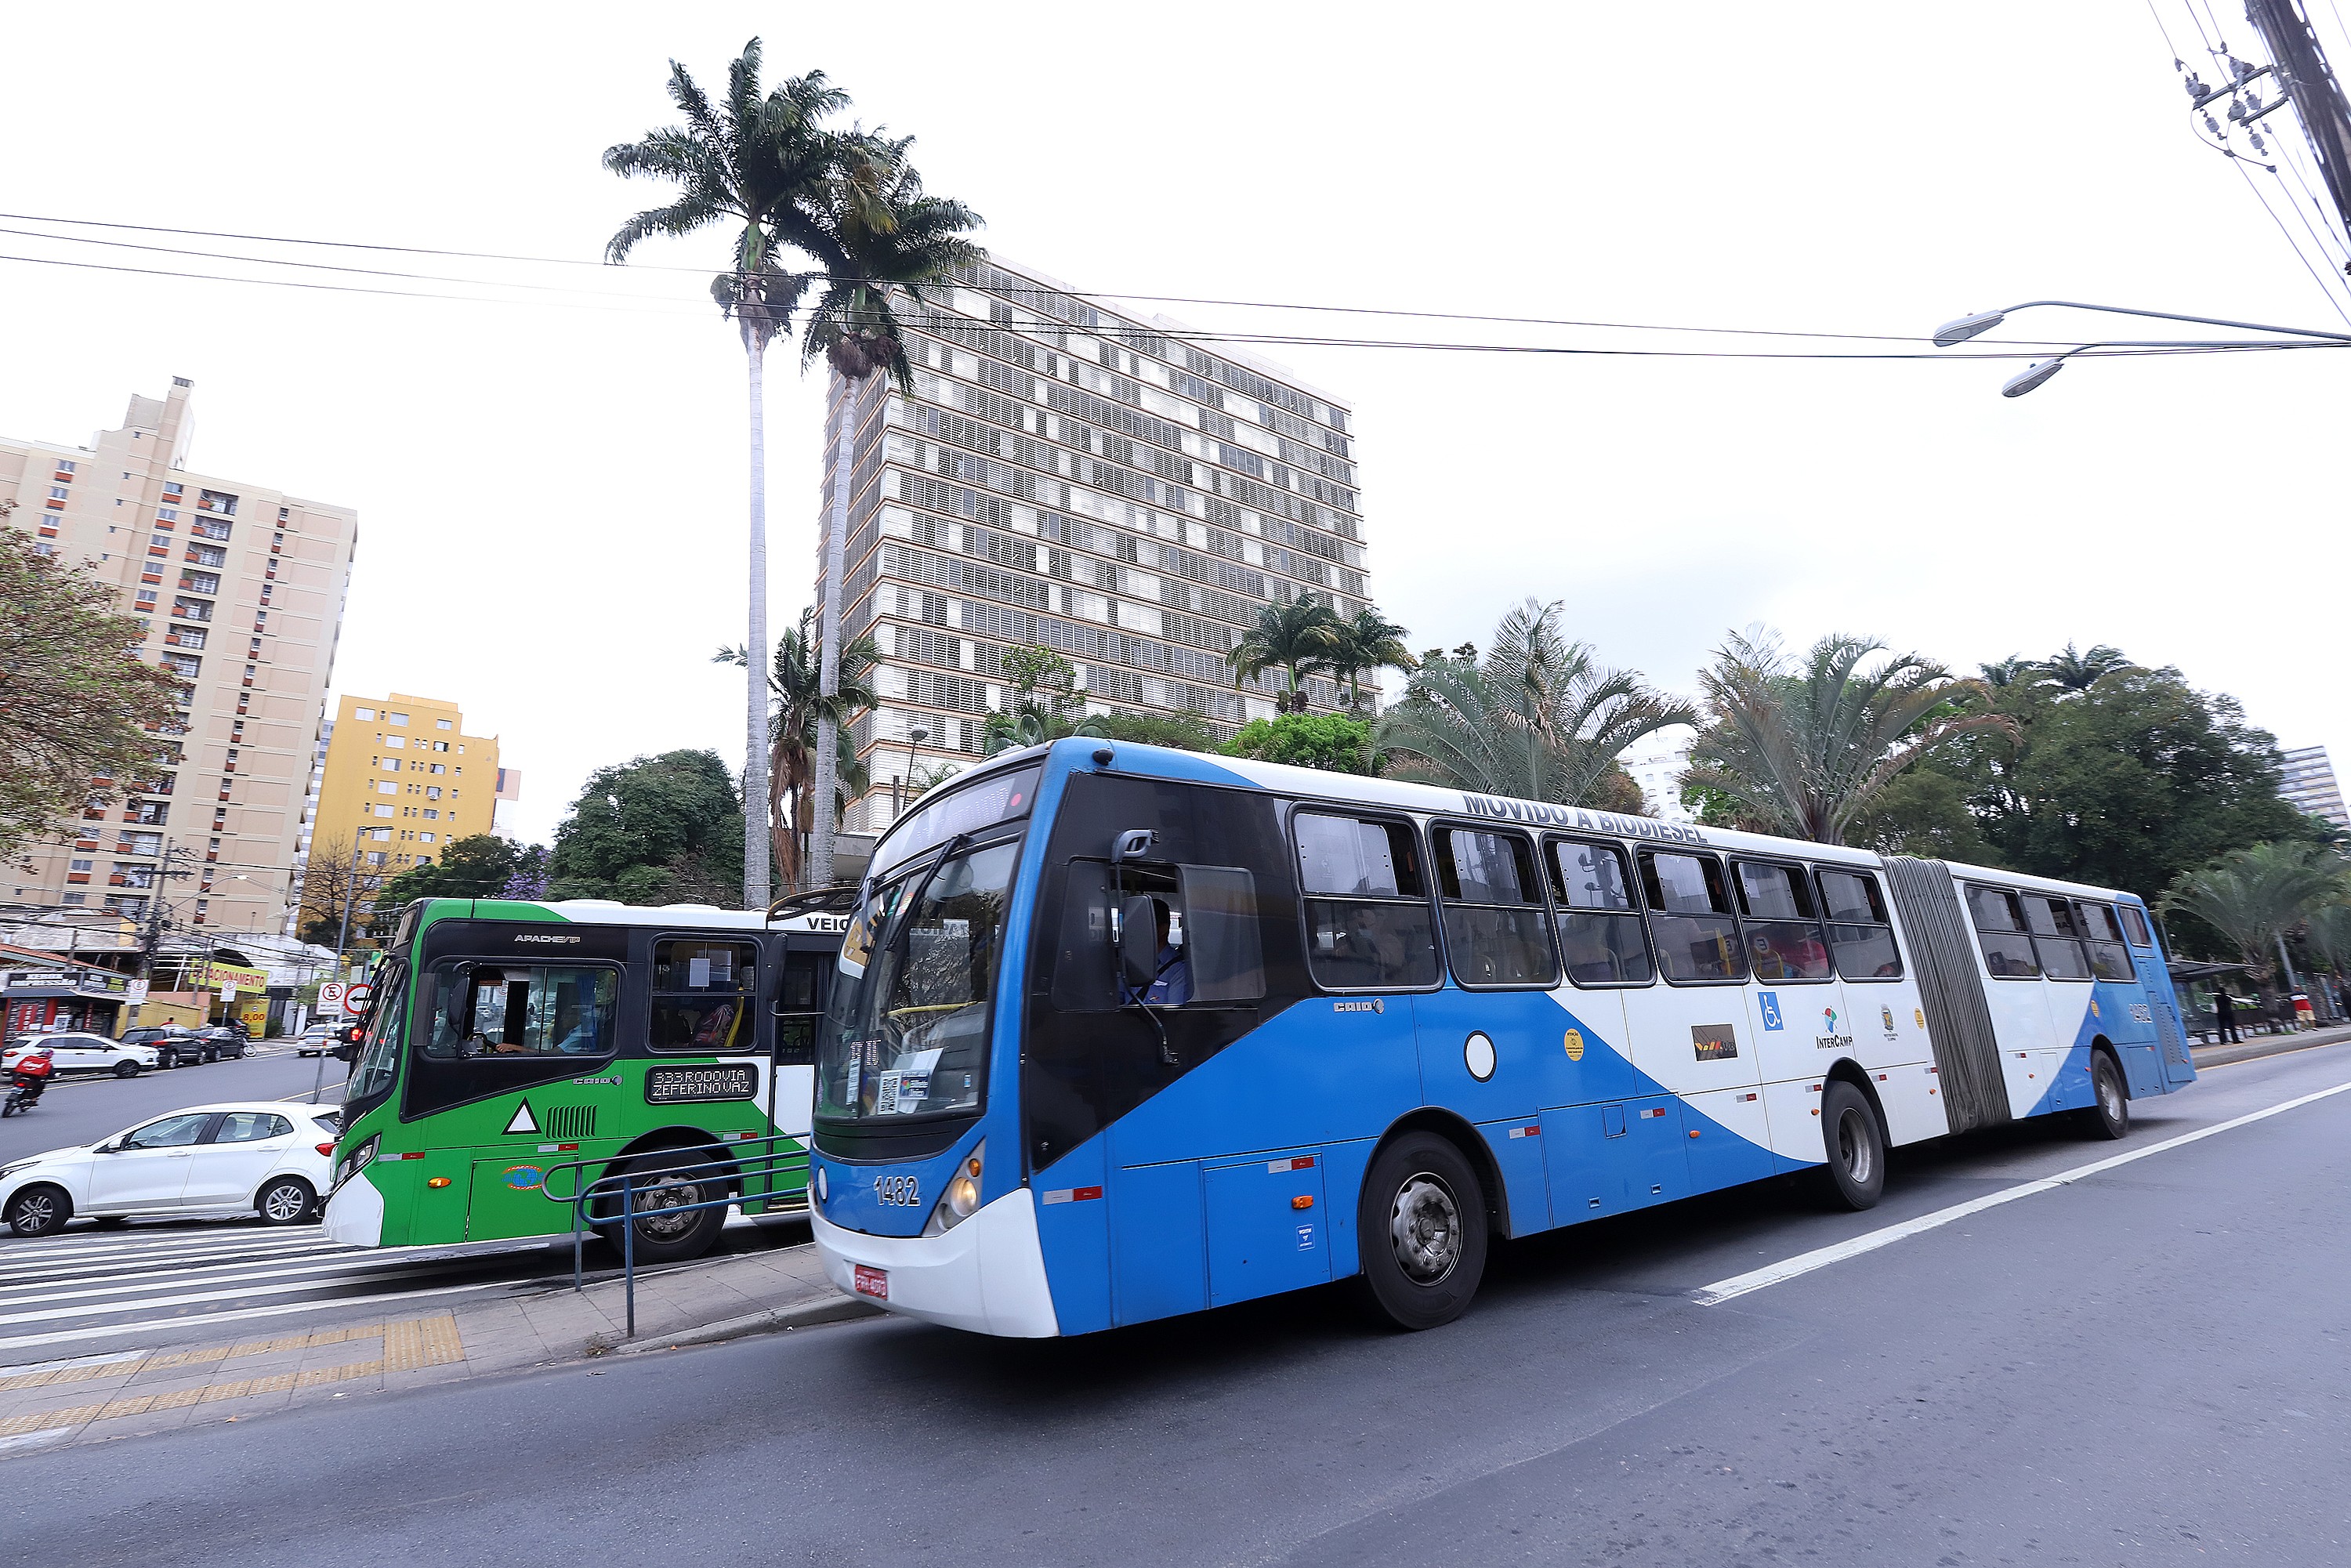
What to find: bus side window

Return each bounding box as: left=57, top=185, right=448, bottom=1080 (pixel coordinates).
left=1730, top=860, right=1831, bottom=982
left=1295, top=811, right=1440, bottom=991
left=2117, top=903, right=2156, bottom=951
left=1433, top=825, right=1556, bottom=988
left=1965, top=885, right=2041, bottom=979
left=2025, top=897, right=2092, bottom=980
left=1817, top=868, right=1903, bottom=981
left=2075, top=903, right=2135, bottom=981
left=649, top=939, right=759, bottom=1052
left=1639, top=851, right=1747, bottom=983
left=773, top=951, right=828, bottom=1066
left=1176, top=864, right=1266, bottom=1003
left=1545, top=838, right=1651, bottom=987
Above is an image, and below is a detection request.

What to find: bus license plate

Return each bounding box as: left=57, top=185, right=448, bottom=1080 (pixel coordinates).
left=853, top=1264, right=889, bottom=1301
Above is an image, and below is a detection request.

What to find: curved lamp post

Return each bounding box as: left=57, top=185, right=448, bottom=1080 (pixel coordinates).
left=1933, top=299, right=2351, bottom=396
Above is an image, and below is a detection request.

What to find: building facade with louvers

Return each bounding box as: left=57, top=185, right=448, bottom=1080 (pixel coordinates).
left=815, top=259, right=1374, bottom=835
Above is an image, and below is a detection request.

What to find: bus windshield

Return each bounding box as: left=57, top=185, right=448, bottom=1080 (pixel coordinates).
left=817, top=838, right=1018, bottom=1124
left=346, top=961, right=409, bottom=1106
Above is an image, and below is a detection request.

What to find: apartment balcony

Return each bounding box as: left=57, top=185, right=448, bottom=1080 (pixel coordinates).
left=65, top=873, right=91, bottom=885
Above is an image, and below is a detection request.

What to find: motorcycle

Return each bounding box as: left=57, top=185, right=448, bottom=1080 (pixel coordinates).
left=2, top=1062, right=53, bottom=1117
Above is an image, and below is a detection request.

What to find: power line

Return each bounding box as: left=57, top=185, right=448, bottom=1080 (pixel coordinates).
left=0, top=208, right=2010, bottom=347
left=0, top=252, right=709, bottom=317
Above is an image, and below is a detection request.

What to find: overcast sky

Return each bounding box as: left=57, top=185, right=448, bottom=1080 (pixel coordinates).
left=4, top=2, right=2344, bottom=848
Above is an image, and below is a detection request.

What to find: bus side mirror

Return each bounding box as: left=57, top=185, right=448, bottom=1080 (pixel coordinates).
left=1118, top=896, right=1161, bottom=991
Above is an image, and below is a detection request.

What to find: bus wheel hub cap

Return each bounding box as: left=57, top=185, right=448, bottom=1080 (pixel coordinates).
left=1390, top=1174, right=1461, bottom=1285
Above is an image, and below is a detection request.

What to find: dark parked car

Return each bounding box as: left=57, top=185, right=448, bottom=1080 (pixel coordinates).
left=194, top=1027, right=249, bottom=1061
left=119, top=1025, right=205, bottom=1068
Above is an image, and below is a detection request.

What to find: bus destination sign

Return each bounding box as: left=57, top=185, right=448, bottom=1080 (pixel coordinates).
left=645, top=1065, right=758, bottom=1105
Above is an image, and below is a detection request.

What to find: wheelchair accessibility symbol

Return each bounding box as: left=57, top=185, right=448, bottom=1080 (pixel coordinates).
left=1759, top=993, right=1785, bottom=1031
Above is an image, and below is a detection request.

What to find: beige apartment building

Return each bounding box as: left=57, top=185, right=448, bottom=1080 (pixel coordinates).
left=0, top=378, right=357, bottom=935
left=310, top=693, right=502, bottom=881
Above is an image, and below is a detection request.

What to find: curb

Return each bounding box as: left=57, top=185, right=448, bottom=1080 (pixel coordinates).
left=2193, top=1031, right=2351, bottom=1072
left=610, top=1292, right=880, bottom=1355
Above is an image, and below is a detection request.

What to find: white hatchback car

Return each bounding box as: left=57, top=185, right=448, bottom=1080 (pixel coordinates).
left=0, top=1101, right=340, bottom=1238
left=2, top=1034, right=159, bottom=1078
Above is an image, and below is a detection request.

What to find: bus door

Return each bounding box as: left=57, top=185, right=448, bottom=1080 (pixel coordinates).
left=770, top=940, right=829, bottom=1138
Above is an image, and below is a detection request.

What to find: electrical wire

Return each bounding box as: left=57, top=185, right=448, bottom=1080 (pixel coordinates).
left=2145, top=0, right=2187, bottom=65
left=0, top=208, right=2016, bottom=347
left=0, top=225, right=687, bottom=303
left=2230, top=158, right=2351, bottom=324
left=0, top=252, right=710, bottom=317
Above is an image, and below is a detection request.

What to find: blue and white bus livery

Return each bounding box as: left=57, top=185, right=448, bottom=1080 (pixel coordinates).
left=807, top=739, right=2194, bottom=1337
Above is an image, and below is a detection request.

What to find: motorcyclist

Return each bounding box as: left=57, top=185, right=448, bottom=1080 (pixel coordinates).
left=4, top=1045, right=56, bottom=1114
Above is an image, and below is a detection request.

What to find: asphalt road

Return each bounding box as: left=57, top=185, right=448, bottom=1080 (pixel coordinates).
left=8, top=1042, right=2348, bottom=1567
left=0, top=1045, right=350, bottom=1163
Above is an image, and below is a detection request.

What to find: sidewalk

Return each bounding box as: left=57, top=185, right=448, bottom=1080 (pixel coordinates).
left=0, top=1237, right=870, bottom=1457
left=2191, top=1022, right=2351, bottom=1070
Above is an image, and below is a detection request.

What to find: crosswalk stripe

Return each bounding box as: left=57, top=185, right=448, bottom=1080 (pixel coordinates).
left=0, top=1260, right=494, bottom=1327
left=0, top=1240, right=348, bottom=1279
left=0, top=1251, right=458, bottom=1310
left=0, top=1280, right=509, bottom=1355
left=0, top=1251, right=348, bottom=1288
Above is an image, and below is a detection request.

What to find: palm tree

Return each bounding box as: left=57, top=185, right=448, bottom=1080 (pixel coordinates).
left=715, top=607, right=878, bottom=891
left=1328, top=605, right=1415, bottom=713
left=1683, top=628, right=2017, bottom=845
left=604, top=42, right=858, bottom=909
left=1226, top=596, right=1347, bottom=713
left=802, top=139, right=984, bottom=889
left=2160, top=842, right=2346, bottom=1011
left=1378, top=600, right=1694, bottom=804
left=2035, top=642, right=2133, bottom=692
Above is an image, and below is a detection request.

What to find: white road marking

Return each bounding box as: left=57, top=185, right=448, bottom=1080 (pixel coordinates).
left=0, top=1260, right=502, bottom=1327
left=0, top=1251, right=461, bottom=1309
left=1692, top=1077, right=2351, bottom=1307
left=0, top=1279, right=509, bottom=1354
left=0, top=1236, right=348, bottom=1276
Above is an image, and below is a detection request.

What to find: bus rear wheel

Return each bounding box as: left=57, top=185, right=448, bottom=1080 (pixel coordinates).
left=597, top=1151, right=728, bottom=1265
left=2081, top=1053, right=2129, bottom=1141
left=1354, top=1132, right=1487, bottom=1331
left=1820, top=1081, right=1886, bottom=1211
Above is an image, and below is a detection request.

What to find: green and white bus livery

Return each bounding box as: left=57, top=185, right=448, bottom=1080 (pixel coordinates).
left=323, top=895, right=848, bottom=1262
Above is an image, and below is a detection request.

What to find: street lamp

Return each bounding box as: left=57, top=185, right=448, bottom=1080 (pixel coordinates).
left=1933, top=299, right=2351, bottom=396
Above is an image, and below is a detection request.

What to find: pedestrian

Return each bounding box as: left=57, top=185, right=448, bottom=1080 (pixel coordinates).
left=2213, top=987, right=2241, bottom=1045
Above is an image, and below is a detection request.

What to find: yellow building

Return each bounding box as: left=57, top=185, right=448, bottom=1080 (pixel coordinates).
left=311, top=693, right=502, bottom=884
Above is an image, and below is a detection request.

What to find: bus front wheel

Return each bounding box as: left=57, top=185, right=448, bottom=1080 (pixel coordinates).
left=1354, top=1132, right=1487, bottom=1332
left=597, top=1151, right=728, bottom=1265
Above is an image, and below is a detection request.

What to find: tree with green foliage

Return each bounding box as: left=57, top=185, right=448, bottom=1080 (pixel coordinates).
left=2160, top=842, right=2346, bottom=1009
left=984, top=643, right=1105, bottom=755
left=545, top=751, right=746, bottom=907
left=0, top=534, right=181, bottom=866
left=368, top=836, right=550, bottom=931
left=1093, top=710, right=1218, bottom=751
left=1226, top=596, right=1347, bottom=713
left=1223, top=712, right=1378, bottom=773
left=1379, top=600, right=1692, bottom=805
left=1685, top=628, right=2013, bottom=846
left=1871, top=650, right=2314, bottom=895
left=716, top=607, right=878, bottom=892
left=1328, top=606, right=1415, bottom=712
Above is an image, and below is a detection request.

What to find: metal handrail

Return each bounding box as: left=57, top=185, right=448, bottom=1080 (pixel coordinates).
left=537, top=1132, right=811, bottom=1338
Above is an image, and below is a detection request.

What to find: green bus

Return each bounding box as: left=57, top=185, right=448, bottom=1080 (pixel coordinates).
left=321, top=894, right=849, bottom=1261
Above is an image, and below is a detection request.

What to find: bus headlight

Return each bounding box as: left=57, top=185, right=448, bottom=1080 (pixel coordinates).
left=333, top=1134, right=379, bottom=1192
left=814, top=1164, right=828, bottom=1203
left=922, top=1143, right=984, bottom=1237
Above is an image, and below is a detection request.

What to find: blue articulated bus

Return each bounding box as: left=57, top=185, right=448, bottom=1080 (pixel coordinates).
left=808, top=738, right=2196, bottom=1336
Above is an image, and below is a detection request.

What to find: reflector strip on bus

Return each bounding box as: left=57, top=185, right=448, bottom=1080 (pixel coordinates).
left=1505, top=1125, right=1541, bottom=1139
left=1040, top=1186, right=1103, bottom=1205
left=1267, top=1156, right=1316, bottom=1173
left=1643, top=1108, right=1668, bottom=1119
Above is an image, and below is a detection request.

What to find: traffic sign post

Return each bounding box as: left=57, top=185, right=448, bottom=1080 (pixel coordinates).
left=317, top=981, right=346, bottom=1016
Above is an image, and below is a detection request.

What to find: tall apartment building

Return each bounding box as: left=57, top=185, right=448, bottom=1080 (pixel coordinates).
left=311, top=693, right=502, bottom=878
left=2280, top=744, right=2349, bottom=829
left=1621, top=737, right=1698, bottom=827
left=815, top=259, right=1372, bottom=834
left=0, top=380, right=357, bottom=934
